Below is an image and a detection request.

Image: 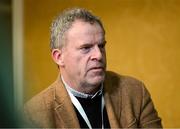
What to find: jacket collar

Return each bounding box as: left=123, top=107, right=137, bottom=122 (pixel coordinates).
left=53, top=74, right=80, bottom=128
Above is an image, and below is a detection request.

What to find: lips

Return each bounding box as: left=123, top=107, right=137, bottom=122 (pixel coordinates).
left=88, top=66, right=105, bottom=72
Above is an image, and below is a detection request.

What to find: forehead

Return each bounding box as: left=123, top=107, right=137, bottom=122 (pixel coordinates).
left=65, top=20, right=105, bottom=42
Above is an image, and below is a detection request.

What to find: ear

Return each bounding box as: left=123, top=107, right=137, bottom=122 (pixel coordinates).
left=51, top=49, right=65, bottom=67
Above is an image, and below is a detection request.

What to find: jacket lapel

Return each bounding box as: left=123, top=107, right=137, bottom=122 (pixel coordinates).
left=53, top=75, right=80, bottom=128
left=104, top=93, right=121, bottom=128
left=104, top=73, right=122, bottom=128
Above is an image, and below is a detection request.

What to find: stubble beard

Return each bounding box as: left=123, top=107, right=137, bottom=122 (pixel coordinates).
left=80, top=70, right=105, bottom=94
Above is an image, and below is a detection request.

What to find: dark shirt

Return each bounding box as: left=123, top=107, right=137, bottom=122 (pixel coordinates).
left=74, top=94, right=110, bottom=128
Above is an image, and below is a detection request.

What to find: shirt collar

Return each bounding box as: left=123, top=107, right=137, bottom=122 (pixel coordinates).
left=61, top=76, right=103, bottom=99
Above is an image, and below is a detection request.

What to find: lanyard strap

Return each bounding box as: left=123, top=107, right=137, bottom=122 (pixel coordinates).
left=67, top=90, right=105, bottom=129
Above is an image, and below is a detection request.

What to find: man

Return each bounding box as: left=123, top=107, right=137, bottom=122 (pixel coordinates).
left=24, top=8, right=162, bottom=128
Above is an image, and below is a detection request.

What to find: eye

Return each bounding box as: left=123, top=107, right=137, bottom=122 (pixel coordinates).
left=80, top=45, right=92, bottom=53
left=98, top=44, right=105, bottom=49
left=98, top=41, right=106, bottom=50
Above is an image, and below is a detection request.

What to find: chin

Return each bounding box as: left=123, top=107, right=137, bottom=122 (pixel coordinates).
left=89, top=75, right=105, bottom=86
left=86, top=70, right=105, bottom=85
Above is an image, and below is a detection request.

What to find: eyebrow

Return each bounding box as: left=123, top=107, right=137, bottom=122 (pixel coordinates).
left=78, top=43, right=93, bottom=49
left=79, top=41, right=106, bottom=47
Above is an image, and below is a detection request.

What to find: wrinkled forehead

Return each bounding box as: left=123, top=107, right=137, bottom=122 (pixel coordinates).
left=65, top=20, right=105, bottom=43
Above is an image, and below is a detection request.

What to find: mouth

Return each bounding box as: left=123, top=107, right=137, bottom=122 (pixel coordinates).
left=88, top=66, right=105, bottom=72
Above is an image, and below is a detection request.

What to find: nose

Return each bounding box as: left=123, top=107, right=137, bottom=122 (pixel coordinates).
left=90, top=45, right=103, bottom=61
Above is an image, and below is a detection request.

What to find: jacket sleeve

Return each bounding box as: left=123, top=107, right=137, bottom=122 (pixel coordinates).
left=139, top=83, right=163, bottom=128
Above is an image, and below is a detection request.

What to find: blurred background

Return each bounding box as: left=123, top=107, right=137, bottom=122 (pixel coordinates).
left=0, top=0, right=180, bottom=127
left=0, top=0, right=16, bottom=127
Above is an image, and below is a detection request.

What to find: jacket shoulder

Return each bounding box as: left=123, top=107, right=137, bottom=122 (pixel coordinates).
left=105, top=71, right=162, bottom=128
left=105, top=71, right=150, bottom=113
left=105, top=71, right=145, bottom=94
left=25, top=84, right=55, bottom=110
left=23, top=84, right=55, bottom=127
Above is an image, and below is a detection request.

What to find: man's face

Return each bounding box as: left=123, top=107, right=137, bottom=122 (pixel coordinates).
left=61, top=20, right=106, bottom=91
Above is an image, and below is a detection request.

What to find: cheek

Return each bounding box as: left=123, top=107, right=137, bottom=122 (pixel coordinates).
left=64, top=50, right=89, bottom=73
left=67, top=54, right=84, bottom=70
left=77, top=56, right=90, bottom=72
left=64, top=53, right=76, bottom=68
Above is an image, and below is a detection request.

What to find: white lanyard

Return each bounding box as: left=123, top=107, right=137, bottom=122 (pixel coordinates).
left=67, top=90, right=105, bottom=129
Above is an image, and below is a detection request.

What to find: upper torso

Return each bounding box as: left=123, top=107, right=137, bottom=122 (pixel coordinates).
left=23, top=71, right=162, bottom=128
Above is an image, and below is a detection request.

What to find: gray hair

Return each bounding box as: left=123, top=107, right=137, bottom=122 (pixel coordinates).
left=50, top=8, right=105, bottom=50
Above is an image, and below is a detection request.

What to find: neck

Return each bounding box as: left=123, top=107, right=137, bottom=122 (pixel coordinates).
left=79, top=84, right=102, bottom=94
left=65, top=82, right=103, bottom=99
left=60, top=75, right=101, bottom=95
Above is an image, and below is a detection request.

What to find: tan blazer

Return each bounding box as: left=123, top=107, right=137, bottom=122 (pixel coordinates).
left=24, top=71, right=162, bottom=128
